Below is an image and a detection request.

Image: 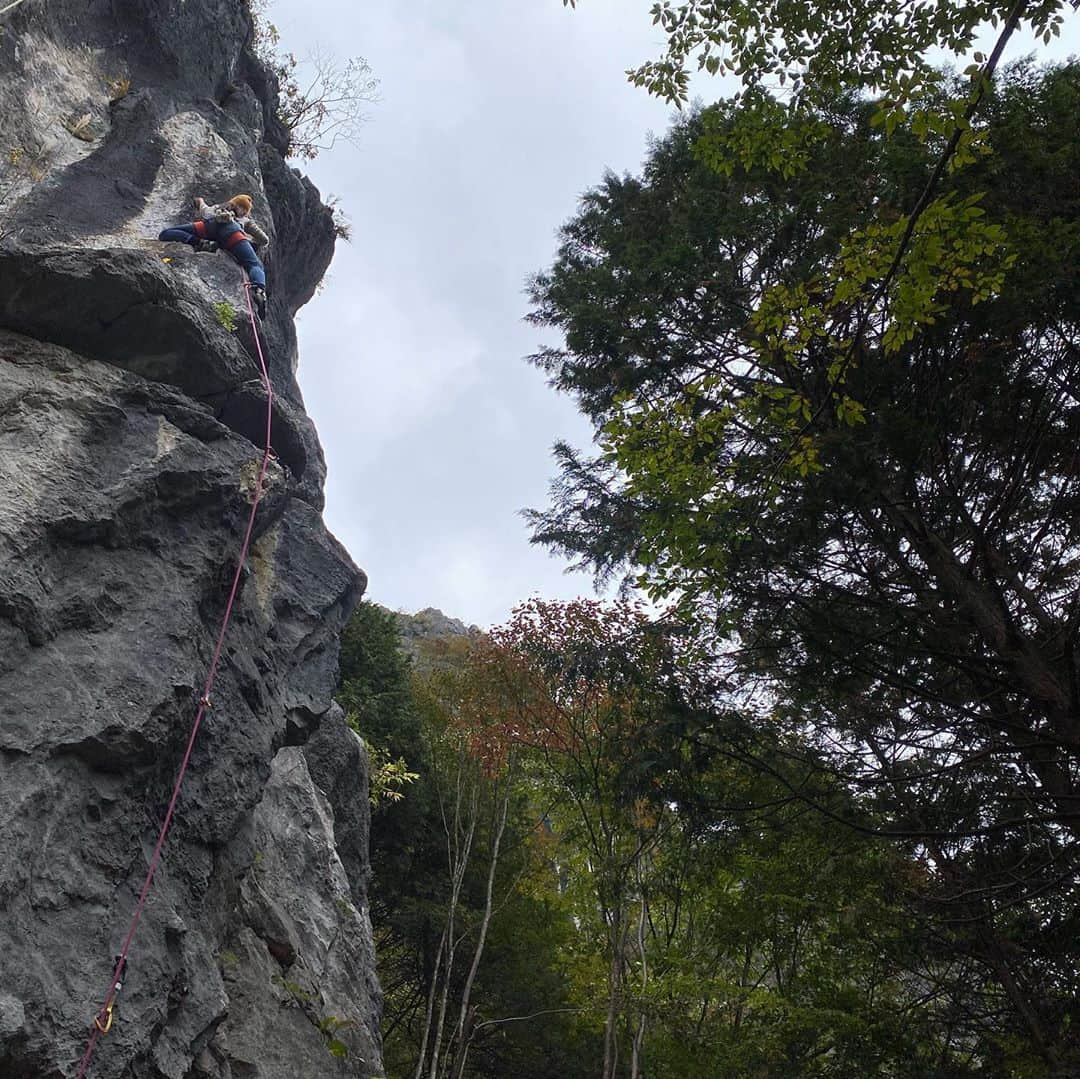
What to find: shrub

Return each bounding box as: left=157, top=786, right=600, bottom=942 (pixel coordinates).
left=247, top=1, right=378, bottom=160
left=212, top=301, right=237, bottom=332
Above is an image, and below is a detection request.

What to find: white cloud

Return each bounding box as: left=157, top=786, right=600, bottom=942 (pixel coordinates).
left=298, top=257, right=484, bottom=462
left=272, top=1, right=1078, bottom=627
left=269, top=0, right=696, bottom=625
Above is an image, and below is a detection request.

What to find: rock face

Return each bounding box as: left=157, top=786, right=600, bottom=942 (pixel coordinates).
left=393, top=608, right=477, bottom=665
left=0, top=2, right=382, bottom=1076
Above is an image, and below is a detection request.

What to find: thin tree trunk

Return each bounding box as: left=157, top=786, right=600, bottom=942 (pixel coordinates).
left=413, top=928, right=448, bottom=1079
left=428, top=774, right=479, bottom=1079
left=603, top=908, right=627, bottom=1079
left=449, top=775, right=512, bottom=1079
left=416, top=747, right=479, bottom=1079
left=630, top=890, right=648, bottom=1079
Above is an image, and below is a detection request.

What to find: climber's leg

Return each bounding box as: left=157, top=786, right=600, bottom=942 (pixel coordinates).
left=226, top=238, right=265, bottom=288
left=222, top=236, right=268, bottom=318
left=158, top=221, right=218, bottom=252
left=158, top=223, right=198, bottom=243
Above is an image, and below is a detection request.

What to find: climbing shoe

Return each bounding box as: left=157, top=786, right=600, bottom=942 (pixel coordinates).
left=193, top=239, right=219, bottom=253
left=251, top=285, right=267, bottom=321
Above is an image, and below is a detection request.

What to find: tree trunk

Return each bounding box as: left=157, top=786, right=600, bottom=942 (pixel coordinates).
left=629, top=891, right=648, bottom=1079
left=416, top=748, right=479, bottom=1079
left=448, top=775, right=512, bottom=1079
left=428, top=778, right=478, bottom=1079
left=603, top=909, right=628, bottom=1079
left=414, top=928, right=448, bottom=1079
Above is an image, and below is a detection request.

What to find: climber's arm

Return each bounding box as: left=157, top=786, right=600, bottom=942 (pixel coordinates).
left=245, top=219, right=270, bottom=248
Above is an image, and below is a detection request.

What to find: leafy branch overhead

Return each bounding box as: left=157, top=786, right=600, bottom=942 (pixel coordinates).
left=564, top=0, right=1070, bottom=491
left=625, top=0, right=1067, bottom=111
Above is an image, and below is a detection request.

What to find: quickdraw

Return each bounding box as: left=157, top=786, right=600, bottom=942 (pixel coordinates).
left=91, top=958, right=126, bottom=1036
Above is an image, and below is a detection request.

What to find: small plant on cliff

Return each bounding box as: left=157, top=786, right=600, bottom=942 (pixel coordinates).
left=272, top=973, right=314, bottom=1005
left=0, top=140, right=49, bottom=242
left=278, top=51, right=379, bottom=160
left=247, top=0, right=378, bottom=160
left=212, top=301, right=238, bottom=332
left=327, top=197, right=352, bottom=243
left=317, top=1015, right=354, bottom=1060
left=106, top=76, right=131, bottom=103
left=272, top=976, right=353, bottom=1060
left=343, top=719, right=418, bottom=807
left=367, top=743, right=418, bottom=806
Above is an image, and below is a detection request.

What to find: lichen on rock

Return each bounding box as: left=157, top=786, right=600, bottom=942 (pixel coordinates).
left=0, top=1, right=381, bottom=1076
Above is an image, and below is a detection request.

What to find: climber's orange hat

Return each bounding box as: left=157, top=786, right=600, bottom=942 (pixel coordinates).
left=228, top=194, right=253, bottom=215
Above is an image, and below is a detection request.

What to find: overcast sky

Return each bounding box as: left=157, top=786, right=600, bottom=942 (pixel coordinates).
left=266, top=0, right=1077, bottom=629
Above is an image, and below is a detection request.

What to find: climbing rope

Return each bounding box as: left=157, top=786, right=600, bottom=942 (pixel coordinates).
left=75, top=271, right=273, bottom=1078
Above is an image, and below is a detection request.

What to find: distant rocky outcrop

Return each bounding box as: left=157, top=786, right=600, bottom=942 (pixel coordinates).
left=392, top=607, right=477, bottom=665
left=0, top=2, right=381, bottom=1076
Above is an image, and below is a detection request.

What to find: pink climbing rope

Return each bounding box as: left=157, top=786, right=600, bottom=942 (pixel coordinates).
left=75, top=272, right=273, bottom=1078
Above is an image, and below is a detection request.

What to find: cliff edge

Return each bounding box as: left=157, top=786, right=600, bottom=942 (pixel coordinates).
left=0, top=1, right=382, bottom=1076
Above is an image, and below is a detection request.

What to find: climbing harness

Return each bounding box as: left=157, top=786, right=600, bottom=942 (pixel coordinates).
left=74, top=270, right=273, bottom=1078
left=193, top=215, right=247, bottom=251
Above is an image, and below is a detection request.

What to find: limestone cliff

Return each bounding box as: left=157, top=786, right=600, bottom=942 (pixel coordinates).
left=392, top=608, right=477, bottom=665
left=0, top=1, right=382, bottom=1076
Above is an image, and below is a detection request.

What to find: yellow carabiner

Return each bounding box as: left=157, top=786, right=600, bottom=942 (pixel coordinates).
left=93, top=1003, right=114, bottom=1036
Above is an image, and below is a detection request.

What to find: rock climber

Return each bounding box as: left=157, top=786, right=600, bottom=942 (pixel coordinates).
left=158, top=194, right=270, bottom=319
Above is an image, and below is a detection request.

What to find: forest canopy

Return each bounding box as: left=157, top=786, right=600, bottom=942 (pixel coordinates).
left=524, top=57, right=1080, bottom=1076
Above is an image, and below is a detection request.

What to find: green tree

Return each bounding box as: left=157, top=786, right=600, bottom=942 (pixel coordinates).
left=480, top=599, right=707, bottom=1079
left=472, top=600, right=956, bottom=1076
left=484, top=599, right=1015, bottom=1075
left=337, top=604, right=595, bottom=1078
left=342, top=600, right=1033, bottom=1074
left=563, top=0, right=1070, bottom=504
left=527, top=64, right=1080, bottom=1073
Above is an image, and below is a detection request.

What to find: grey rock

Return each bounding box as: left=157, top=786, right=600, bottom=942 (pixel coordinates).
left=395, top=607, right=475, bottom=638
left=304, top=706, right=374, bottom=903
left=202, top=748, right=381, bottom=1078
left=0, top=1, right=381, bottom=1076
left=393, top=607, right=478, bottom=666
left=0, top=994, right=25, bottom=1040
